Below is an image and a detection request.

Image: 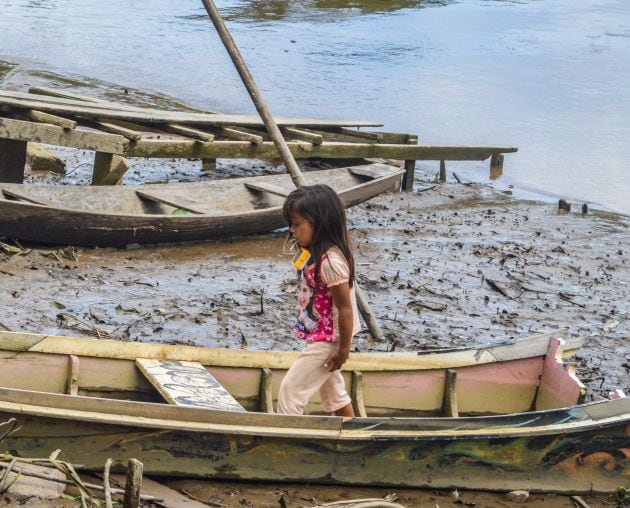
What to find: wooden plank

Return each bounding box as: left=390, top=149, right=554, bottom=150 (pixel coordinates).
left=28, top=110, right=77, bottom=130
left=244, top=181, right=289, bottom=197
left=66, top=355, right=79, bottom=396
left=259, top=368, right=274, bottom=413
left=136, top=190, right=225, bottom=215
left=216, top=126, right=263, bottom=144
left=0, top=117, right=125, bottom=154
left=127, top=139, right=517, bottom=160
left=135, top=358, right=246, bottom=412
left=351, top=371, right=367, bottom=417
left=442, top=369, right=458, bottom=417
left=92, top=121, right=142, bottom=141
left=0, top=95, right=380, bottom=128
left=0, top=138, right=27, bottom=183
left=349, top=163, right=398, bottom=179
left=281, top=127, right=323, bottom=145
left=320, top=126, right=384, bottom=141
left=160, top=124, right=214, bottom=142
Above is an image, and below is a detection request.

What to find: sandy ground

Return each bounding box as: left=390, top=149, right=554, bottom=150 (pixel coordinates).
left=0, top=158, right=629, bottom=507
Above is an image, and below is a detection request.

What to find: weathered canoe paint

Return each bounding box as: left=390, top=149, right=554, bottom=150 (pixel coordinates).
left=0, top=330, right=628, bottom=492
left=0, top=163, right=402, bottom=246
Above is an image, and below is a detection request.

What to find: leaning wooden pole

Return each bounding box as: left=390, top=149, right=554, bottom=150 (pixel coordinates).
left=199, top=0, right=384, bottom=341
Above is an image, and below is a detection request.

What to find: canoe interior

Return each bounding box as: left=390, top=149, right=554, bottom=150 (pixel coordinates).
left=0, top=164, right=400, bottom=216
left=0, top=331, right=585, bottom=417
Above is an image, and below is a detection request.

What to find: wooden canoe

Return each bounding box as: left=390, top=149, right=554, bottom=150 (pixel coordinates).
left=0, top=162, right=403, bottom=246
left=0, top=330, right=628, bottom=493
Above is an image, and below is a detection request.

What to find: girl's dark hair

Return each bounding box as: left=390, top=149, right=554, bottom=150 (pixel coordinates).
left=283, top=184, right=354, bottom=288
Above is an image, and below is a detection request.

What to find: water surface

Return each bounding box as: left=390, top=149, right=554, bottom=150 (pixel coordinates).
left=1, top=0, right=629, bottom=213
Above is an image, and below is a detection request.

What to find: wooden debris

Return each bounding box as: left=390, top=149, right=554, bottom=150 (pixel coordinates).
left=26, top=142, right=66, bottom=174
left=123, top=458, right=143, bottom=508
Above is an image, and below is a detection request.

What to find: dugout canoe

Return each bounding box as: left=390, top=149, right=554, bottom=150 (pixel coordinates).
left=0, top=330, right=628, bottom=493
left=0, top=162, right=402, bottom=246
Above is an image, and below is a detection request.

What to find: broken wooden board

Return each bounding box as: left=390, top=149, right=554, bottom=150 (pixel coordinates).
left=135, top=358, right=246, bottom=412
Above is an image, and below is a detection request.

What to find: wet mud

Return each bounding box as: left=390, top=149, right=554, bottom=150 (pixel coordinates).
left=0, top=162, right=628, bottom=507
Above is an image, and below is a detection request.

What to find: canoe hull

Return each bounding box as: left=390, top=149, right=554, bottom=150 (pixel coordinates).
left=2, top=405, right=629, bottom=493
left=0, top=330, right=627, bottom=493
left=0, top=165, right=402, bottom=246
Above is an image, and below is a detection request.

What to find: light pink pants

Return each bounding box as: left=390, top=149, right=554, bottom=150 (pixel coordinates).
left=277, top=341, right=352, bottom=415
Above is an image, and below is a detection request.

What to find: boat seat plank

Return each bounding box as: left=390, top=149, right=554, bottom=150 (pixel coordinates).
left=136, top=190, right=225, bottom=215
left=244, top=181, right=290, bottom=197
left=2, top=188, right=54, bottom=207
left=136, top=358, right=246, bottom=412
left=349, top=163, right=396, bottom=179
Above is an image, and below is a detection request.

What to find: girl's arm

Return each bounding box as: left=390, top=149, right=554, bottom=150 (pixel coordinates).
left=325, top=282, right=354, bottom=372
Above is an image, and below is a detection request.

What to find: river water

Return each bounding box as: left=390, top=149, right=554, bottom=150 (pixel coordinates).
left=1, top=0, right=629, bottom=214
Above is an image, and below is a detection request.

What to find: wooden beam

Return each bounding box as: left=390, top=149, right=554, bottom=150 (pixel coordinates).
left=92, top=153, right=129, bottom=185
left=403, top=160, right=415, bottom=190
left=490, top=153, right=504, bottom=180
left=439, top=160, right=447, bottom=182
left=244, top=181, right=289, bottom=197
left=28, top=110, right=76, bottom=130
left=215, top=126, right=263, bottom=144
left=259, top=368, right=274, bottom=413
left=66, top=355, right=80, bottom=396
left=0, top=94, right=380, bottom=128
left=281, top=127, right=323, bottom=145
left=0, top=138, right=27, bottom=183
left=91, top=121, right=142, bottom=141
left=160, top=124, right=214, bottom=142
left=126, top=139, right=517, bottom=161
left=320, top=126, right=384, bottom=142
left=0, top=117, right=126, bottom=154
left=351, top=371, right=367, bottom=417
left=442, top=369, right=459, bottom=417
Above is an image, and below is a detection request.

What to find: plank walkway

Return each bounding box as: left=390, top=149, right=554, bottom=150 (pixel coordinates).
left=0, top=87, right=517, bottom=186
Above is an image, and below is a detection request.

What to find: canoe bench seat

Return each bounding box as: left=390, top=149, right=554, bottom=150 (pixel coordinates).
left=135, top=358, right=246, bottom=412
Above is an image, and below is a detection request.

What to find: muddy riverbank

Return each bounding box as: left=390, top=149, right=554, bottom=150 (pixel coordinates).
left=2, top=166, right=629, bottom=396
left=0, top=164, right=628, bottom=507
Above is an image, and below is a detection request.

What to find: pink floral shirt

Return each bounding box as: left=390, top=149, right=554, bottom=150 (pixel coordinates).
left=294, top=248, right=361, bottom=342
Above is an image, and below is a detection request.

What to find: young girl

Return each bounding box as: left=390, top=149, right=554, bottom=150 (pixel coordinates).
left=277, top=184, right=361, bottom=417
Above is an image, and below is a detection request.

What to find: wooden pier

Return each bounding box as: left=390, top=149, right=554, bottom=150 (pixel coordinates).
left=0, top=88, right=517, bottom=187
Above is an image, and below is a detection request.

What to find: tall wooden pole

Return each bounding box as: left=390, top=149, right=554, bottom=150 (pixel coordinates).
left=199, top=0, right=384, bottom=341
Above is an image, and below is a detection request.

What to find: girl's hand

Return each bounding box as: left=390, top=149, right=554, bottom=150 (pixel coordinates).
left=324, top=347, right=350, bottom=372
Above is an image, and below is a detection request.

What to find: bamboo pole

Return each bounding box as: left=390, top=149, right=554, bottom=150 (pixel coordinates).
left=200, top=0, right=384, bottom=341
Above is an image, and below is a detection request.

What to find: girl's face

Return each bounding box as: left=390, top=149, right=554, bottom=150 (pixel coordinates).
left=289, top=212, right=314, bottom=248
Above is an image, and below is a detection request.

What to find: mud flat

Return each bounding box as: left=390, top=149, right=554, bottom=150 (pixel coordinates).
left=0, top=171, right=628, bottom=506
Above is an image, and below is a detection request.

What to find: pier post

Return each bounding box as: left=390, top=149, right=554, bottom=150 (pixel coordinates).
left=439, top=160, right=447, bottom=182
left=402, top=160, right=415, bottom=190
left=490, top=153, right=504, bottom=180
left=0, top=138, right=27, bottom=183
left=92, top=152, right=129, bottom=185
